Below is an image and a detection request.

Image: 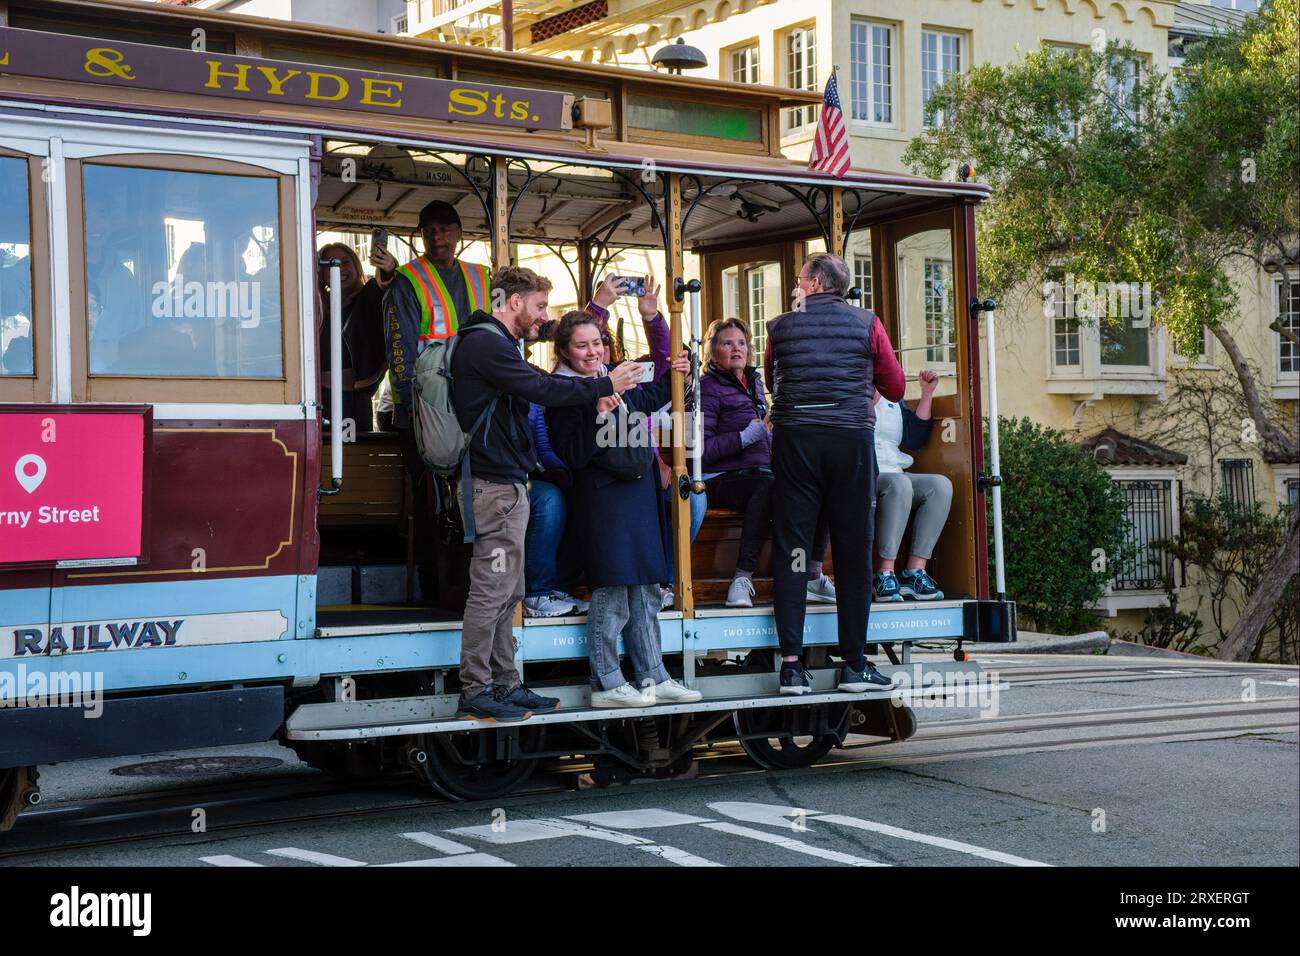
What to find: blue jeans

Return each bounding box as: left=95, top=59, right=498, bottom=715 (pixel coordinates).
left=662, top=488, right=707, bottom=581
left=587, top=584, right=671, bottom=691
left=525, top=479, right=566, bottom=598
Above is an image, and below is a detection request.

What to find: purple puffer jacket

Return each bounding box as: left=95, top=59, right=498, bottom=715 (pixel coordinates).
left=701, top=363, right=771, bottom=473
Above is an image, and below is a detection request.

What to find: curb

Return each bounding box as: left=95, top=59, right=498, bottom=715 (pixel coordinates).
left=968, top=630, right=1110, bottom=654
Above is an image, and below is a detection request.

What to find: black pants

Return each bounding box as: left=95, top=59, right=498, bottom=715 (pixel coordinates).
left=771, top=425, right=876, bottom=665
left=398, top=424, right=438, bottom=604
left=708, top=470, right=832, bottom=576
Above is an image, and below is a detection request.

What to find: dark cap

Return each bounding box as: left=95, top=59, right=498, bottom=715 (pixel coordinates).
left=418, top=199, right=462, bottom=229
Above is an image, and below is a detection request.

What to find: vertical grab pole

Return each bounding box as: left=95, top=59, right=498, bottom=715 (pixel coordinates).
left=689, top=284, right=703, bottom=488
left=319, top=259, right=344, bottom=496
left=980, top=298, right=1006, bottom=600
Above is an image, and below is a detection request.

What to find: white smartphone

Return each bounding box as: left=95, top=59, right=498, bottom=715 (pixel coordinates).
left=637, top=361, right=655, bottom=383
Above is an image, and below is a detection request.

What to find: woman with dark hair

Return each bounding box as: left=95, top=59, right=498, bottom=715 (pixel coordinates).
left=701, top=318, right=835, bottom=608
left=546, top=310, right=702, bottom=708
left=317, top=240, right=397, bottom=431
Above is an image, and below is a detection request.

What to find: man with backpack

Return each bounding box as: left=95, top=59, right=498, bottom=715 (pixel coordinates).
left=445, top=265, right=645, bottom=721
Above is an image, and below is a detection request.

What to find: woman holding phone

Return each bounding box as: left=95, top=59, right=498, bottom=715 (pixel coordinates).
left=547, top=310, right=703, bottom=708
left=317, top=239, right=398, bottom=431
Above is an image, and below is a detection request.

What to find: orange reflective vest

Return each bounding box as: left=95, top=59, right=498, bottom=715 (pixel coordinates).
left=395, top=257, right=491, bottom=344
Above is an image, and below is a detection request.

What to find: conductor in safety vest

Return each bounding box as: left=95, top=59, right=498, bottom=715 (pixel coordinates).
left=766, top=253, right=907, bottom=697
left=383, top=199, right=492, bottom=604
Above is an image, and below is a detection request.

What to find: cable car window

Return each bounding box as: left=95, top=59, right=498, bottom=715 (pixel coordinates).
left=82, top=164, right=283, bottom=378
left=0, top=156, right=34, bottom=377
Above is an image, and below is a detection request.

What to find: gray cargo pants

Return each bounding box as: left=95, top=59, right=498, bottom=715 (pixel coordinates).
left=456, top=478, right=529, bottom=699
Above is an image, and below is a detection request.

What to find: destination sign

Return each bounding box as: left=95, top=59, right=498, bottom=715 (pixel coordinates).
left=0, top=26, right=573, bottom=132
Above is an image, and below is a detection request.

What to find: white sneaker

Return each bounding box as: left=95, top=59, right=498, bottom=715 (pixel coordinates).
left=591, top=682, right=656, bottom=708
left=523, top=593, right=577, bottom=618
left=725, top=576, right=755, bottom=608
left=806, top=574, right=837, bottom=604
left=551, top=590, right=589, bottom=614
left=660, top=587, right=675, bottom=609
left=653, top=678, right=702, bottom=703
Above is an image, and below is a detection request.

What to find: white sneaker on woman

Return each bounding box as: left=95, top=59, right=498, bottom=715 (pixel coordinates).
left=806, top=574, right=837, bottom=604
left=653, top=678, right=702, bottom=703
left=725, top=576, right=755, bottom=608
left=591, top=683, right=656, bottom=708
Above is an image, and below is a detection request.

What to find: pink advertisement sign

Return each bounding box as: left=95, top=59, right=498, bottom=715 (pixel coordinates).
left=0, top=410, right=147, bottom=565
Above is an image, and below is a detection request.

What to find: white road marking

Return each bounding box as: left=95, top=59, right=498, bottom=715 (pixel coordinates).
left=1260, top=679, right=1299, bottom=688
left=264, top=848, right=367, bottom=866
left=708, top=801, right=1047, bottom=867
left=400, top=831, right=476, bottom=854
left=700, top=822, right=886, bottom=866
left=637, top=844, right=722, bottom=866
left=565, top=809, right=713, bottom=829
left=378, top=853, right=514, bottom=867
left=199, top=855, right=264, bottom=867
left=816, top=814, right=1051, bottom=867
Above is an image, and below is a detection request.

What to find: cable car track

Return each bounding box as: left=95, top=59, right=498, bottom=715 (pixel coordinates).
left=1, top=696, right=1293, bottom=862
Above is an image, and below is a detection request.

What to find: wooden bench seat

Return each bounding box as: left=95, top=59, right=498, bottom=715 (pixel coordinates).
left=690, top=508, right=834, bottom=605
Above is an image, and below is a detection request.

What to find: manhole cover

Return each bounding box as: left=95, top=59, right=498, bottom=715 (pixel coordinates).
left=112, top=756, right=284, bottom=777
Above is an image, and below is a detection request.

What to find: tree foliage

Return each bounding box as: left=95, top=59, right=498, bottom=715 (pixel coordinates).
left=990, top=417, right=1133, bottom=634
left=902, top=0, right=1299, bottom=362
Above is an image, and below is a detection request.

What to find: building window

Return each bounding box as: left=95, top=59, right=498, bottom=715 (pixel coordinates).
left=1277, top=274, right=1299, bottom=377
left=1055, top=318, right=1082, bottom=368
left=1210, top=0, right=1258, bottom=10
left=1107, top=53, right=1141, bottom=126
left=921, top=29, right=963, bottom=127
left=784, top=27, right=818, bottom=132
left=1285, top=477, right=1300, bottom=508
left=1172, top=325, right=1215, bottom=367
left=853, top=254, right=873, bottom=311
left=731, top=44, right=760, bottom=84
left=391, top=13, right=408, bottom=34
left=1220, top=459, right=1256, bottom=509
left=923, top=258, right=956, bottom=364
left=748, top=268, right=769, bottom=353
left=0, top=156, right=34, bottom=377
left=1112, top=479, right=1177, bottom=591
left=850, top=21, right=893, bottom=126
left=1046, top=45, right=1082, bottom=140
left=1100, top=317, right=1152, bottom=369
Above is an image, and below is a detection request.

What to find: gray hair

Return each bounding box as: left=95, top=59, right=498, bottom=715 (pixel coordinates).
left=803, top=253, right=851, bottom=296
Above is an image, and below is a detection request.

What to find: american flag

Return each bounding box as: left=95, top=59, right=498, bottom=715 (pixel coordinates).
left=808, top=71, right=851, bottom=178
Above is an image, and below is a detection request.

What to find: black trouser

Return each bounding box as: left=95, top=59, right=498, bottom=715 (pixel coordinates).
left=397, top=424, right=438, bottom=604
left=771, top=424, right=876, bottom=666
left=708, top=469, right=832, bottom=576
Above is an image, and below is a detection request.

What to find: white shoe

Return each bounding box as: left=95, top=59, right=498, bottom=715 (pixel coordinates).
left=660, top=587, right=675, bottom=609
left=591, top=682, right=656, bottom=708
left=523, top=594, right=577, bottom=618
left=653, top=678, right=702, bottom=703
left=806, top=574, right=837, bottom=604
left=551, top=590, right=589, bottom=614
left=725, top=576, right=755, bottom=608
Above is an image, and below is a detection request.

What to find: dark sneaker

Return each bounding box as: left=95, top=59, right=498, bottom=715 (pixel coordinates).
left=873, top=571, right=904, bottom=603
left=779, top=663, right=813, bottom=696
left=495, top=683, right=560, bottom=712
left=898, top=568, right=945, bottom=601
left=456, top=687, right=532, bottom=722
left=838, top=660, right=893, bottom=693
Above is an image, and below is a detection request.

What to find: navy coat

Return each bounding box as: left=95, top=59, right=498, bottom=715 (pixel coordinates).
left=547, top=370, right=672, bottom=589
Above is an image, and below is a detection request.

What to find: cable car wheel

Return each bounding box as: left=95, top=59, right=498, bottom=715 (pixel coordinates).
left=411, top=726, right=545, bottom=801
left=0, top=766, right=38, bottom=832
left=734, top=704, right=850, bottom=771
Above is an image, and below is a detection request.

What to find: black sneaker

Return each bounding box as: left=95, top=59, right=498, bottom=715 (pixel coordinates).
left=455, top=687, right=532, bottom=722
left=495, top=683, right=560, bottom=712
left=838, top=660, right=893, bottom=694
left=779, top=663, right=813, bottom=696
left=898, top=568, right=945, bottom=601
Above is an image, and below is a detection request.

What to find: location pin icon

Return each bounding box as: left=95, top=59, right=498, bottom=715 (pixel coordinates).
left=15, top=454, right=47, bottom=494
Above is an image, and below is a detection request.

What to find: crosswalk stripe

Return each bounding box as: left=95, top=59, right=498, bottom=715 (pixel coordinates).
left=700, top=822, right=886, bottom=866
left=816, top=814, right=1051, bottom=866
left=265, top=848, right=367, bottom=866
left=399, top=831, right=477, bottom=854
left=378, top=853, right=514, bottom=867
left=199, top=855, right=264, bottom=867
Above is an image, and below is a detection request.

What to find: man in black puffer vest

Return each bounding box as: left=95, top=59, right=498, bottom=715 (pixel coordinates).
left=766, top=253, right=907, bottom=696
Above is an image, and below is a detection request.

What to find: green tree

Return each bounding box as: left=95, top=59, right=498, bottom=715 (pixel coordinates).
left=907, top=1, right=1299, bottom=658
left=991, top=417, right=1133, bottom=635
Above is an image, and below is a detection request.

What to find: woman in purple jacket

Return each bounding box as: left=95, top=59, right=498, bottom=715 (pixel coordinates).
left=701, top=319, right=834, bottom=608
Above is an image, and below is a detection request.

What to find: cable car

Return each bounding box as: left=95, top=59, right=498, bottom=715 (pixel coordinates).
left=0, top=0, right=1013, bottom=824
